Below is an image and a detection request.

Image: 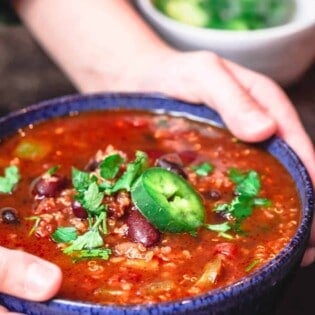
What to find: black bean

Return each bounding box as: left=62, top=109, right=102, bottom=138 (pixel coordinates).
left=156, top=155, right=187, bottom=179
left=72, top=200, right=88, bottom=219
left=33, top=175, right=68, bottom=197
left=126, top=210, right=160, bottom=247
left=0, top=207, right=20, bottom=224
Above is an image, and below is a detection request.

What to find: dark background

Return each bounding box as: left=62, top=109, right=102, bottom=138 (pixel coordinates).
left=0, top=25, right=314, bottom=315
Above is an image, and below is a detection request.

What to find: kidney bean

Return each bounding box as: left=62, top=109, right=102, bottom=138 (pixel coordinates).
left=0, top=207, right=20, bottom=224
left=84, top=159, right=99, bottom=172
left=33, top=175, right=68, bottom=197
left=156, top=154, right=187, bottom=179
left=126, top=210, right=160, bottom=247
left=72, top=200, right=88, bottom=219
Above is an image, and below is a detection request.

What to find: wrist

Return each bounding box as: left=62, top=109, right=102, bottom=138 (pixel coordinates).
left=72, top=44, right=177, bottom=94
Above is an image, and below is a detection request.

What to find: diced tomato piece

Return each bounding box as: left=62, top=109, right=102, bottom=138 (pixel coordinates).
left=214, top=243, right=238, bottom=259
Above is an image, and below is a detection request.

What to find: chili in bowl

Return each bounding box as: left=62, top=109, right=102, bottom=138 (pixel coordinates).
left=0, top=93, right=313, bottom=315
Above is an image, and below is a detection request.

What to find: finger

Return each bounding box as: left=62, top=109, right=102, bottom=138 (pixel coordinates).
left=193, top=54, right=277, bottom=142
left=0, top=247, right=62, bottom=301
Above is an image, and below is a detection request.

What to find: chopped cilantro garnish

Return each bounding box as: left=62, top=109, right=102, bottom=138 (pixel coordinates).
left=99, top=153, right=124, bottom=180
left=205, top=222, right=233, bottom=239
left=72, top=168, right=105, bottom=215
left=253, top=197, right=272, bottom=207
left=0, top=165, right=20, bottom=194
left=230, top=169, right=260, bottom=197
left=82, top=182, right=106, bottom=214
left=110, top=150, right=148, bottom=193
left=228, top=168, right=246, bottom=184
left=230, top=195, right=255, bottom=219
left=52, top=227, right=78, bottom=243
left=205, top=222, right=231, bottom=233
left=72, top=167, right=97, bottom=193
left=63, top=212, right=107, bottom=259
left=64, top=229, right=104, bottom=253
left=192, top=162, right=213, bottom=177
left=67, top=167, right=109, bottom=260
left=215, top=168, right=271, bottom=232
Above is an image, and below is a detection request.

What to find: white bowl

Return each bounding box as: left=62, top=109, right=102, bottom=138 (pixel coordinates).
left=135, top=0, right=315, bottom=85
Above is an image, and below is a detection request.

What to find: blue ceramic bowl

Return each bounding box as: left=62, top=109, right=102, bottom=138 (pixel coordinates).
left=0, top=93, right=313, bottom=315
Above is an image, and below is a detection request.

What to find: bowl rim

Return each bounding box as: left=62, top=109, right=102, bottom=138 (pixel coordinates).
left=0, top=92, right=314, bottom=314
left=135, top=0, right=315, bottom=41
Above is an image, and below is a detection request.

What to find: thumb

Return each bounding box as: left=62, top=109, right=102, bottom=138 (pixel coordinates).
left=0, top=247, right=62, bottom=301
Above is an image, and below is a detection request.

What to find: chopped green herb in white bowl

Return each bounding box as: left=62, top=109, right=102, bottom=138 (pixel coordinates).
left=136, top=0, right=315, bottom=85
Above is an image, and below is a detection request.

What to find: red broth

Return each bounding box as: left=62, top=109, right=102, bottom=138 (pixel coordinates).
left=0, top=110, right=300, bottom=304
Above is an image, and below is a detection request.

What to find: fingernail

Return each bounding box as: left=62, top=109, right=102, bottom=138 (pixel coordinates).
left=25, top=261, right=58, bottom=296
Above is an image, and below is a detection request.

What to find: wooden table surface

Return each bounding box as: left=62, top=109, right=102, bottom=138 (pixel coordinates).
left=0, top=25, right=314, bottom=315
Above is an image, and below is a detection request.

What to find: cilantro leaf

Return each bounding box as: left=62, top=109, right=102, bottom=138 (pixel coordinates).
left=72, top=167, right=98, bottom=192
left=100, top=154, right=124, bottom=180
left=205, top=222, right=231, bottom=233
left=52, top=227, right=78, bottom=243
left=228, top=168, right=246, bottom=184
left=214, top=203, right=230, bottom=212
left=64, top=229, right=104, bottom=253
left=253, top=197, right=272, bottom=207
left=204, top=222, right=233, bottom=239
left=230, top=195, right=255, bottom=219
left=236, top=171, right=260, bottom=197
left=214, top=194, right=255, bottom=221
left=192, top=162, right=213, bottom=177
left=111, top=151, right=148, bottom=193
left=229, top=169, right=260, bottom=197
left=72, top=168, right=105, bottom=215
left=72, top=167, right=95, bottom=193
left=82, top=182, right=105, bottom=214
left=214, top=168, right=271, bottom=233
left=0, top=165, right=20, bottom=194
left=63, top=212, right=107, bottom=256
